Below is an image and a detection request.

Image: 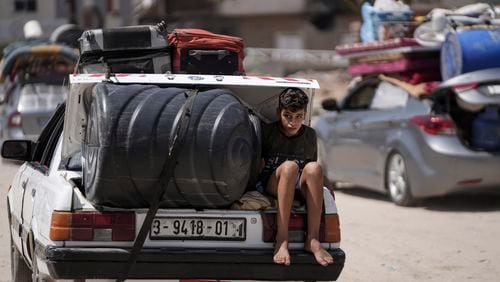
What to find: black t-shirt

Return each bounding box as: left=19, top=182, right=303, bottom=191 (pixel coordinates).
left=260, top=121, right=317, bottom=178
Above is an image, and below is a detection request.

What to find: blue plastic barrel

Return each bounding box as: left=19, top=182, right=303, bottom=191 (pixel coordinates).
left=441, top=29, right=500, bottom=80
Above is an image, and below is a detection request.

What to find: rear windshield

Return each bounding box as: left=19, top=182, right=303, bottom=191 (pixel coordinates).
left=18, top=83, right=67, bottom=111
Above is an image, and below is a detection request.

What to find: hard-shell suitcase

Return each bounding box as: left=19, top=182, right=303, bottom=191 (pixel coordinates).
left=168, top=28, right=245, bottom=75
left=78, top=24, right=171, bottom=74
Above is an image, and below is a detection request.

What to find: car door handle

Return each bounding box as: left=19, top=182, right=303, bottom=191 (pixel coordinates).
left=31, top=188, right=36, bottom=198
left=21, top=180, right=28, bottom=189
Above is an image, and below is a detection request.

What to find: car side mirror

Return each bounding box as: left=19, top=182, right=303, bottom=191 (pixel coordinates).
left=1, top=140, right=33, bottom=161
left=322, top=98, right=340, bottom=112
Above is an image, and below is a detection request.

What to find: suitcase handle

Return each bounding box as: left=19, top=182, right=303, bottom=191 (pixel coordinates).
left=188, top=49, right=230, bottom=60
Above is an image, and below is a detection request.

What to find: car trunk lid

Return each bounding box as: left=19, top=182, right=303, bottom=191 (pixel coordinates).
left=430, top=69, right=500, bottom=152
left=432, top=67, right=500, bottom=106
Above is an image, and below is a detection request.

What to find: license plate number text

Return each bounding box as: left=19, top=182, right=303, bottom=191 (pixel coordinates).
left=150, top=217, right=246, bottom=240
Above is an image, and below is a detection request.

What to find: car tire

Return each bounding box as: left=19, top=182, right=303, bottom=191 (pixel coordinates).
left=386, top=152, right=415, bottom=206
left=10, top=238, right=31, bottom=282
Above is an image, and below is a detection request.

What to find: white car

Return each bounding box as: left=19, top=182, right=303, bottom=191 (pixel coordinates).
left=3, top=74, right=345, bottom=281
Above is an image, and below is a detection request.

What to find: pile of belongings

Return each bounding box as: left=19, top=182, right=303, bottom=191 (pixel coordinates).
left=231, top=191, right=274, bottom=210
left=0, top=22, right=82, bottom=82
left=336, top=1, right=500, bottom=97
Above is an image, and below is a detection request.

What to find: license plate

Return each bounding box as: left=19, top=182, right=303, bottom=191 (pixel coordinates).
left=150, top=217, right=246, bottom=240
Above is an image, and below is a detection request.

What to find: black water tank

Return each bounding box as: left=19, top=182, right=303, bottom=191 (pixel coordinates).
left=83, top=83, right=260, bottom=208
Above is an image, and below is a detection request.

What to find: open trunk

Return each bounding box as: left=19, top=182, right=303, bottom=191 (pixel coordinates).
left=431, top=72, right=500, bottom=152
left=63, top=74, right=317, bottom=209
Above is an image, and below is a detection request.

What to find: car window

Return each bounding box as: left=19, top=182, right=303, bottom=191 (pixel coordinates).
left=343, top=83, right=377, bottom=110
left=19, top=83, right=67, bottom=111
left=406, top=95, right=431, bottom=114
left=370, top=81, right=408, bottom=110
left=39, top=112, right=64, bottom=168
left=7, top=86, right=19, bottom=107
left=31, top=103, right=65, bottom=168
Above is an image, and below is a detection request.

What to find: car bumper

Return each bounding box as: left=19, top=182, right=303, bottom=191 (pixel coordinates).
left=406, top=136, right=500, bottom=197
left=41, top=245, right=346, bottom=280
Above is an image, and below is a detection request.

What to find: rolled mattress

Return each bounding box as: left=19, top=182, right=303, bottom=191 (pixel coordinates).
left=347, top=57, right=440, bottom=76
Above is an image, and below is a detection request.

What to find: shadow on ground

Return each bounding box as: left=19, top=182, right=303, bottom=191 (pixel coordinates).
left=335, top=185, right=500, bottom=212
left=420, top=194, right=500, bottom=212
left=334, top=186, right=389, bottom=202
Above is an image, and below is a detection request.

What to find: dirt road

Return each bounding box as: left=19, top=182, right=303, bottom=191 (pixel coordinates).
left=0, top=159, right=499, bottom=281
left=0, top=158, right=20, bottom=281
left=335, top=187, right=500, bottom=282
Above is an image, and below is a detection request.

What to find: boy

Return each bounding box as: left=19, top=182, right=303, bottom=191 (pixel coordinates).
left=259, top=88, right=334, bottom=266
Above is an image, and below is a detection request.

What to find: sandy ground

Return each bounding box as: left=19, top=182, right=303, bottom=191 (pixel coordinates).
left=334, top=186, right=500, bottom=282
left=0, top=158, right=18, bottom=281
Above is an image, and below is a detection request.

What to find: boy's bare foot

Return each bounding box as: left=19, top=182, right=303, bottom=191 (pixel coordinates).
left=274, top=240, right=291, bottom=266
left=305, top=238, right=334, bottom=266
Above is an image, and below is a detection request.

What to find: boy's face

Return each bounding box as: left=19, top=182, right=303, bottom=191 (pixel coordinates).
left=278, top=108, right=306, bottom=137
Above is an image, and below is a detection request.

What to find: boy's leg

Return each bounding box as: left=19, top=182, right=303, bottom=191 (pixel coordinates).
left=300, top=162, right=334, bottom=266
left=266, top=160, right=300, bottom=266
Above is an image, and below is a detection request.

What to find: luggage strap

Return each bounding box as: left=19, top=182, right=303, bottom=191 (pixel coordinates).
left=116, top=89, right=199, bottom=282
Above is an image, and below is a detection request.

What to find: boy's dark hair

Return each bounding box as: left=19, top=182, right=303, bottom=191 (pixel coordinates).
left=278, top=88, right=309, bottom=112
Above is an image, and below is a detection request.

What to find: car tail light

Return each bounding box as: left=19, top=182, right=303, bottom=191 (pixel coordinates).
left=262, top=212, right=306, bottom=243
left=50, top=211, right=135, bottom=241
left=262, top=213, right=275, bottom=242
left=7, top=111, right=22, bottom=128
left=261, top=212, right=340, bottom=243
left=452, top=82, right=480, bottom=92
left=457, top=178, right=483, bottom=185
left=410, top=115, right=456, bottom=135
left=324, top=214, right=341, bottom=243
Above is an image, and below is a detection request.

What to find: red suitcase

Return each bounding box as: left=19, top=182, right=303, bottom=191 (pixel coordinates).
left=168, top=28, right=245, bottom=75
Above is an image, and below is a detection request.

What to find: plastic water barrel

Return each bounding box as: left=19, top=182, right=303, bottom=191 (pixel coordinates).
left=471, top=106, right=500, bottom=151
left=441, top=29, right=500, bottom=80
left=83, top=83, right=259, bottom=208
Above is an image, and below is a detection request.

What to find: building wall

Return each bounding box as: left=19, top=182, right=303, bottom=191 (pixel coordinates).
left=0, top=0, right=67, bottom=41
left=202, top=12, right=357, bottom=50
left=218, top=0, right=305, bottom=16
